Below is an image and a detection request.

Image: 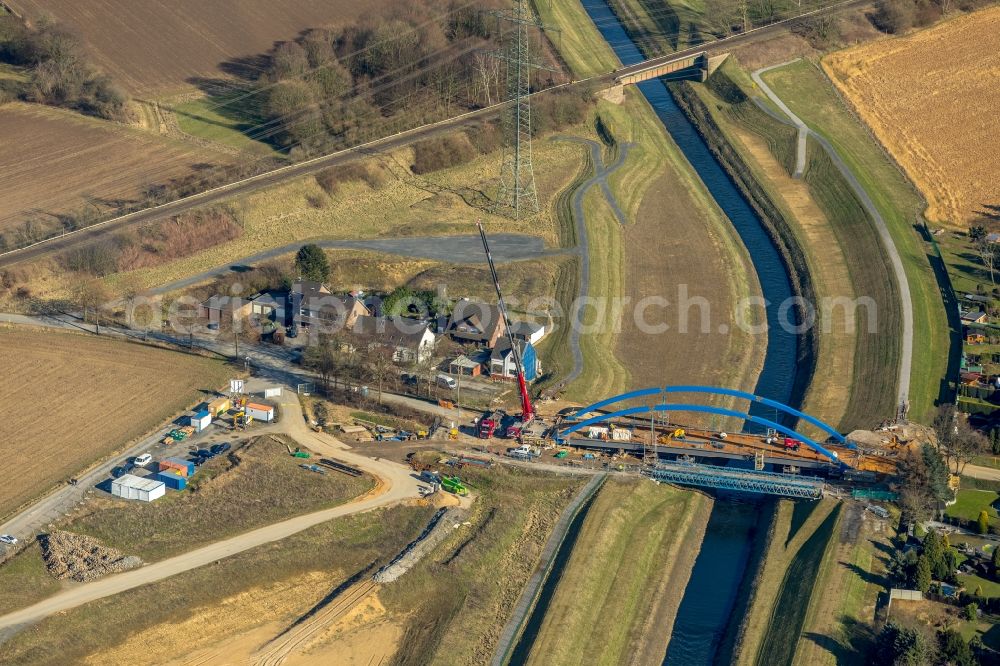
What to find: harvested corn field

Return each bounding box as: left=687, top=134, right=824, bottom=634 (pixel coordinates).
left=0, top=103, right=227, bottom=238
left=0, top=327, right=230, bottom=519
left=823, top=7, right=1000, bottom=225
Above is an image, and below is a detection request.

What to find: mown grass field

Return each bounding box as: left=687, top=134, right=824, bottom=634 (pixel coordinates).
left=735, top=499, right=839, bottom=664
left=761, top=59, right=953, bottom=424
left=792, top=502, right=890, bottom=665
left=523, top=478, right=711, bottom=664
left=755, top=501, right=842, bottom=665
left=945, top=488, right=999, bottom=523
left=0, top=504, right=433, bottom=665
left=172, top=92, right=277, bottom=154
left=0, top=327, right=230, bottom=522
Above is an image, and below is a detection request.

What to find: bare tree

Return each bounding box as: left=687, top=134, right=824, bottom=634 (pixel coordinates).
left=73, top=278, right=111, bottom=334
left=975, top=237, right=998, bottom=285
left=933, top=404, right=987, bottom=475
left=365, top=345, right=396, bottom=404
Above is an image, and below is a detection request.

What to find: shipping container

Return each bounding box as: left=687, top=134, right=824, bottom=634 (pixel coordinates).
left=263, top=387, right=282, bottom=398
left=190, top=410, right=212, bottom=432
left=111, top=474, right=165, bottom=502
left=159, top=457, right=195, bottom=477
left=207, top=397, right=231, bottom=417
left=246, top=402, right=275, bottom=422
left=157, top=470, right=187, bottom=490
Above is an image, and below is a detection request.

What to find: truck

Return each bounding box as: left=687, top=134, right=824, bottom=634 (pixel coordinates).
left=783, top=438, right=801, bottom=451
left=479, top=410, right=505, bottom=439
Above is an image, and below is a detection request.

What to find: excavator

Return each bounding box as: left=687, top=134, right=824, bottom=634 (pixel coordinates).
left=477, top=221, right=535, bottom=438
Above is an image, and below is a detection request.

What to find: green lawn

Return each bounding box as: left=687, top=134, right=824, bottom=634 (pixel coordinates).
left=946, top=489, right=1000, bottom=523
left=973, top=456, right=1000, bottom=470
left=959, top=573, right=1000, bottom=599
left=761, top=59, right=955, bottom=423
left=172, top=91, right=277, bottom=154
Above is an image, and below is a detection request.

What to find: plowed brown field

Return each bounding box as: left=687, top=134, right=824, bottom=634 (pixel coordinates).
left=0, top=327, right=229, bottom=519
left=7, top=0, right=389, bottom=96
left=823, top=7, right=1000, bottom=225
left=0, top=103, right=227, bottom=234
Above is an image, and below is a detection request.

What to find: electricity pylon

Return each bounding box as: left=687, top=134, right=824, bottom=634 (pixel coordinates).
left=490, top=0, right=555, bottom=219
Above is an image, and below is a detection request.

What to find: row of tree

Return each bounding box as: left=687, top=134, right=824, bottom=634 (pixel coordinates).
left=0, top=14, right=127, bottom=119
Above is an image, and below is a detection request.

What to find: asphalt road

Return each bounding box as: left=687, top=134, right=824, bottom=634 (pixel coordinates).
left=751, top=65, right=914, bottom=412
left=0, top=384, right=423, bottom=640
left=0, top=0, right=870, bottom=270
left=150, top=233, right=567, bottom=295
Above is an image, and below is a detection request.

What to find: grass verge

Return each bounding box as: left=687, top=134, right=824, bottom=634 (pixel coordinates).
left=761, top=59, right=954, bottom=422
left=534, top=0, right=620, bottom=77
left=755, top=501, right=842, bottom=665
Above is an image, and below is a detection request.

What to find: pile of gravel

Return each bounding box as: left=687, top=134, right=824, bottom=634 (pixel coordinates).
left=39, top=531, right=142, bottom=582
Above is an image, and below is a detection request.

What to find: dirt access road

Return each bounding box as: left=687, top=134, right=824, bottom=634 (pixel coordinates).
left=0, top=386, right=422, bottom=641
left=0, top=0, right=869, bottom=270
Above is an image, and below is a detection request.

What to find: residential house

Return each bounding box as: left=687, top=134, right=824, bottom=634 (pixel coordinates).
left=350, top=315, right=436, bottom=364
left=446, top=299, right=505, bottom=348
left=961, top=308, right=988, bottom=325
left=489, top=338, right=540, bottom=381
left=510, top=320, right=546, bottom=345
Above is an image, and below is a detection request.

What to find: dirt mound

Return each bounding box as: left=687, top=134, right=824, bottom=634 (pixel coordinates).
left=39, top=531, right=143, bottom=582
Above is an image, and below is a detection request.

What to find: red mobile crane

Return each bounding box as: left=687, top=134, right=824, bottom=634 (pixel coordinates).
left=477, top=221, right=535, bottom=434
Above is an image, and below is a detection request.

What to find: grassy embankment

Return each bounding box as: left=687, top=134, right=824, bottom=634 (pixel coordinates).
left=523, top=478, right=712, bottom=664
left=761, top=59, right=954, bottom=423
left=0, top=504, right=434, bottom=666
left=376, top=464, right=586, bottom=666
left=688, top=58, right=900, bottom=431
left=733, top=499, right=841, bottom=664
left=542, top=0, right=765, bottom=406
left=0, top=435, right=373, bottom=617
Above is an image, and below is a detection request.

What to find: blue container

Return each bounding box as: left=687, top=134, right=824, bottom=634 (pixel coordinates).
left=163, top=457, right=195, bottom=477
left=157, top=470, right=187, bottom=490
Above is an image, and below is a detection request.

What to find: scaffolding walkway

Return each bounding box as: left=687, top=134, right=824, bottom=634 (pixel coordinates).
left=644, top=462, right=824, bottom=499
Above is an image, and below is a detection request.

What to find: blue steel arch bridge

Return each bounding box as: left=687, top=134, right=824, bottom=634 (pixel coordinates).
left=554, top=385, right=870, bottom=499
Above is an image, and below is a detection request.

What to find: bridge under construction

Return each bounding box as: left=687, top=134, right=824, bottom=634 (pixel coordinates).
left=548, top=385, right=905, bottom=498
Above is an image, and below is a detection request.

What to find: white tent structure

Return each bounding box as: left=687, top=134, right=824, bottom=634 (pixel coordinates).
left=111, top=474, right=165, bottom=502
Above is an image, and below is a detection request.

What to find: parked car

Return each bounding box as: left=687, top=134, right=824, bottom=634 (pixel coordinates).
left=0, top=535, right=17, bottom=545
left=134, top=453, right=153, bottom=467
left=436, top=373, right=457, bottom=389
left=210, top=443, right=231, bottom=455
left=401, top=373, right=418, bottom=386
left=111, top=466, right=127, bottom=479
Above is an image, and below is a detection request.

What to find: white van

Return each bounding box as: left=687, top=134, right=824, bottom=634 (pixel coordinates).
left=436, top=374, right=458, bottom=389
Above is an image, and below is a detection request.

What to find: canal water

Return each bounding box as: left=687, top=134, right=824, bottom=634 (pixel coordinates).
left=580, top=0, right=799, bottom=419
left=578, top=1, right=803, bottom=663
